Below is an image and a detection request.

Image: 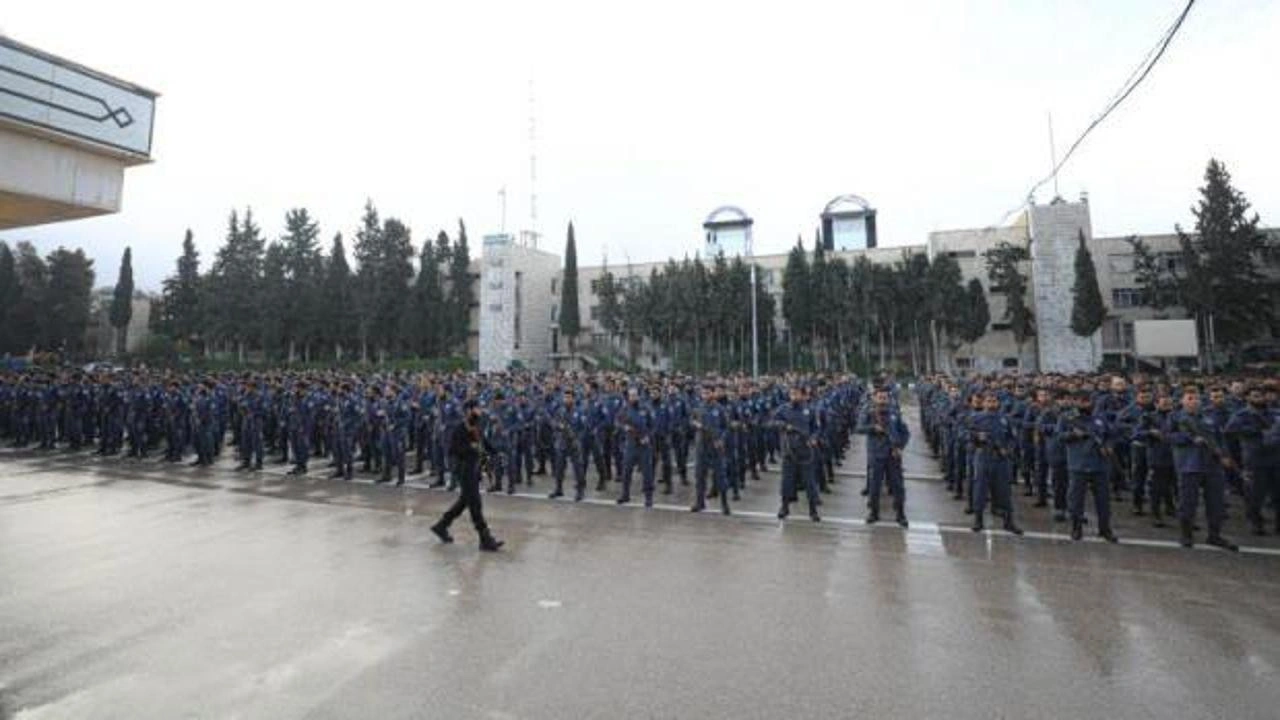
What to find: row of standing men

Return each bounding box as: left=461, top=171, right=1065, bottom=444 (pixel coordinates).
left=919, top=375, right=1280, bottom=550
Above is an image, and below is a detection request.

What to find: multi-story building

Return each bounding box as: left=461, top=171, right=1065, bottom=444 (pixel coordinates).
left=0, top=35, right=155, bottom=230
left=469, top=195, right=1276, bottom=375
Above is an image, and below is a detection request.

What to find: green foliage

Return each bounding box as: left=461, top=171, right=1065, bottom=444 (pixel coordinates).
left=1126, top=235, right=1179, bottom=309
left=1070, top=231, right=1107, bottom=337
left=983, top=241, right=1035, bottom=349
left=1174, top=158, right=1273, bottom=349
left=959, top=278, right=990, bottom=346
left=109, top=247, right=134, bottom=336
left=558, top=222, right=581, bottom=345
left=43, top=247, right=95, bottom=357
left=155, top=229, right=202, bottom=344
left=444, top=219, right=474, bottom=352
left=0, top=242, right=18, bottom=354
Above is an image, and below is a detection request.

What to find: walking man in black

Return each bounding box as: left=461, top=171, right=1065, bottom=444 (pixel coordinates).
left=431, top=400, right=504, bottom=552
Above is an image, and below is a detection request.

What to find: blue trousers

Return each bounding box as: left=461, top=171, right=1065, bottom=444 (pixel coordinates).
left=1069, top=471, right=1112, bottom=530
left=621, top=442, right=655, bottom=500
left=1178, top=470, right=1226, bottom=529
left=780, top=453, right=819, bottom=514
left=867, top=455, right=904, bottom=515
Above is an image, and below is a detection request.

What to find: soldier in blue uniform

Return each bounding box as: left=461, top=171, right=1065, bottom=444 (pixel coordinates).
left=381, top=384, right=410, bottom=486
left=1225, top=385, right=1280, bottom=535
left=690, top=385, right=731, bottom=515
left=1168, top=388, right=1238, bottom=551
left=287, top=383, right=315, bottom=476
left=857, top=387, right=910, bottom=527
left=191, top=382, right=216, bottom=467
left=773, top=384, right=820, bottom=522
left=969, top=391, right=1024, bottom=535
left=1058, top=391, right=1119, bottom=542
left=236, top=380, right=266, bottom=471
left=617, top=386, right=656, bottom=507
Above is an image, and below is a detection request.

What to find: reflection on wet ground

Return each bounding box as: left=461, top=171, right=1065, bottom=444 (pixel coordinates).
left=2, top=406, right=1279, bottom=719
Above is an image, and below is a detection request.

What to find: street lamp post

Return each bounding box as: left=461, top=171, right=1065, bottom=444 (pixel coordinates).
left=746, top=224, right=759, bottom=379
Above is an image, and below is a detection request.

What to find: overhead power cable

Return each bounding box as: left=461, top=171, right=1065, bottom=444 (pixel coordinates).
left=996, top=0, right=1197, bottom=225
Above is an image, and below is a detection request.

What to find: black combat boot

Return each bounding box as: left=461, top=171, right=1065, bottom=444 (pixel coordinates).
left=430, top=522, right=453, bottom=544
left=1205, top=530, right=1239, bottom=552
left=1179, top=520, right=1194, bottom=548
left=1071, top=519, right=1084, bottom=542
left=478, top=532, right=504, bottom=552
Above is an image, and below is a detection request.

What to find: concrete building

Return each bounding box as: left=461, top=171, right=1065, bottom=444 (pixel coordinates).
left=1, top=35, right=156, bottom=229
left=470, top=193, right=1277, bottom=375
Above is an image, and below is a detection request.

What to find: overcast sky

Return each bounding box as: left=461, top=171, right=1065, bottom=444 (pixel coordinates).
left=3, top=0, right=1278, bottom=291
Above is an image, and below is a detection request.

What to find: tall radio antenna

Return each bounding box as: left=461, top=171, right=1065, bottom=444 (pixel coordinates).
left=528, top=76, right=539, bottom=249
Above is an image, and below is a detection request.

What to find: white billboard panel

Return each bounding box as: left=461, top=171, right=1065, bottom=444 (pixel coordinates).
left=1134, top=319, right=1198, bottom=357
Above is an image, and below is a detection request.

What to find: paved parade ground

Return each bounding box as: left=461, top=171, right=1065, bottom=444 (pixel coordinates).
left=3, top=408, right=1280, bottom=720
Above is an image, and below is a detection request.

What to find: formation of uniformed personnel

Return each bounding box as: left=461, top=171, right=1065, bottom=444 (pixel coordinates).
left=920, top=372, right=1280, bottom=551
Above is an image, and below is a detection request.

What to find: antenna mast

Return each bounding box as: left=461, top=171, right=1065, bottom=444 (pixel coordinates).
left=528, top=76, right=539, bottom=249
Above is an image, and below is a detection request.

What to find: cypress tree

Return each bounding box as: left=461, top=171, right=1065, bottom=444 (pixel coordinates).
left=1070, top=230, right=1107, bottom=339
left=559, top=222, right=582, bottom=358
left=109, top=247, right=134, bottom=355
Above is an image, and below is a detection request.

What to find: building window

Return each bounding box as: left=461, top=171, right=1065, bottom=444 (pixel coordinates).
left=955, top=357, right=973, bottom=369
left=550, top=278, right=558, bottom=295
left=590, top=279, right=601, bottom=293
left=589, top=305, right=600, bottom=320
left=1002, top=357, right=1019, bottom=368
left=946, top=250, right=976, bottom=259
left=991, top=322, right=1011, bottom=331
left=1161, top=253, right=1185, bottom=275
left=590, top=333, right=607, bottom=345
left=1111, top=288, right=1142, bottom=309
left=1101, top=318, right=1135, bottom=351
left=989, top=286, right=1009, bottom=295
left=551, top=306, right=558, bottom=323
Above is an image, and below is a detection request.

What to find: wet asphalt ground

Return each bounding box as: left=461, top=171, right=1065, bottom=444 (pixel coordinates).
left=3, top=405, right=1280, bottom=719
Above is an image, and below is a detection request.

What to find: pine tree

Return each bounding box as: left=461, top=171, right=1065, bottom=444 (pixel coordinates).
left=109, top=247, right=134, bottom=355
left=281, top=208, right=322, bottom=361
left=376, top=217, right=415, bottom=360
left=925, top=252, right=966, bottom=370
left=444, top=219, right=474, bottom=353
left=958, top=278, right=990, bottom=365
left=559, top=222, right=582, bottom=358
left=324, top=233, right=357, bottom=361
left=983, top=241, right=1035, bottom=360
left=44, top=248, right=95, bottom=358
left=1070, top=230, right=1106, bottom=343
left=259, top=242, right=288, bottom=360
left=407, top=233, right=447, bottom=357
left=0, top=242, right=17, bottom=354
left=1176, top=158, right=1272, bottom=364
left=781, top=239, right=811, bottom=368
left=352, top=200, right=385, bottom=362
left=7, top=242, right=47, bottom=355
left=158, top=229, right=202, bottom=351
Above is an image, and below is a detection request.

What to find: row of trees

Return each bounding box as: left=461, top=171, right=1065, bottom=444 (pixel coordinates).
left=1124, top=159, right=1277, bottom=369
left=0, top=242, right=96, bottom=358
left=580, top=232, right=1001, bottom=375
left=150, top=202, right=475, bottom=363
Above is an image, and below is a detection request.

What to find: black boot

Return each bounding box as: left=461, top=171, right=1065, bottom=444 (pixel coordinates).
left=777, top=503, right=789, bottom=520
left=866, top=510, right=879, bottom=525
left=1205, top=531, right=1239, bottom=552
left=1071, top=519, right=1083, bottom=541
left=479, top=533, right=504, bottom=552
left=1099, top=527, right=1119, bottom=544
left=971, top=513, right=984, bottom=532
left=430, top=522, right=454, bottom=544
left=1003, top=518, right=1024, bottom=536
left=1179, top=520, right=1194, bottom=548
